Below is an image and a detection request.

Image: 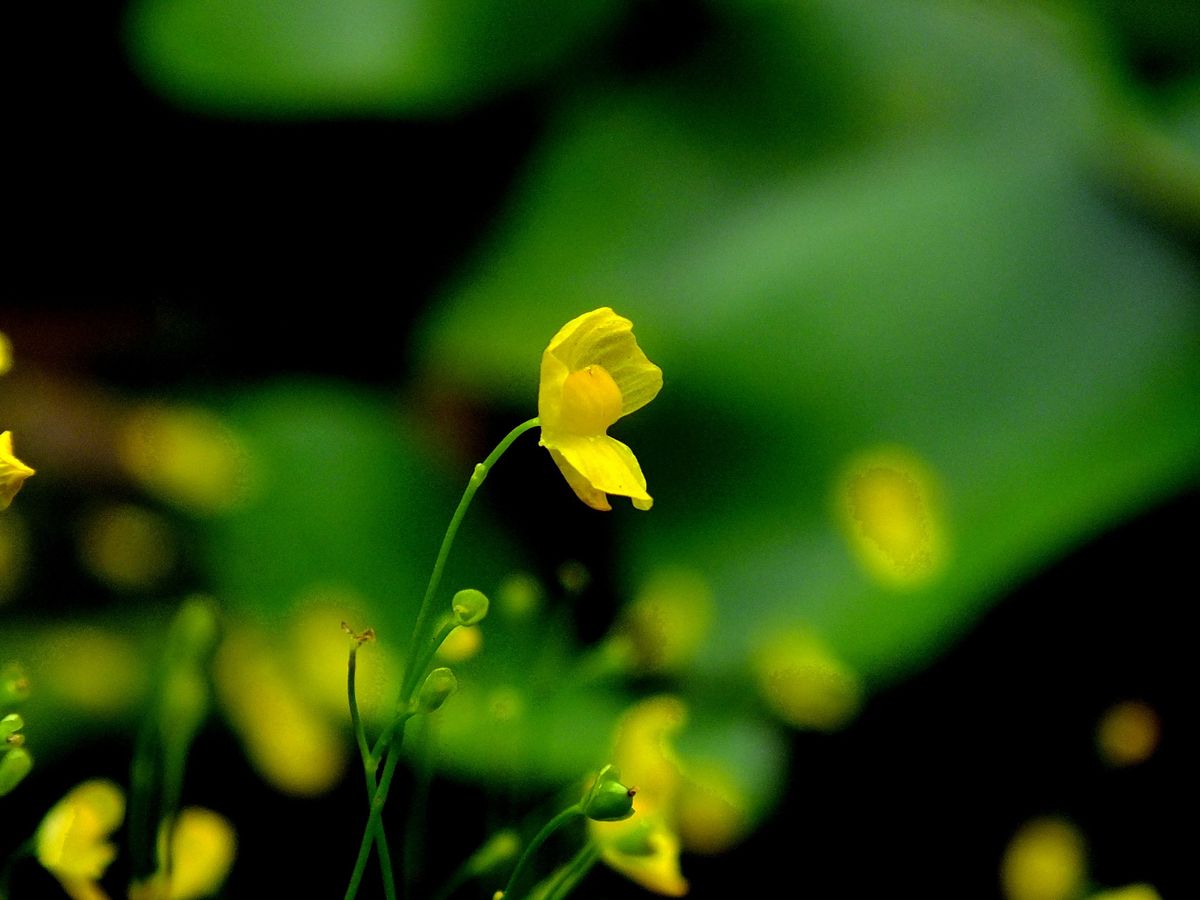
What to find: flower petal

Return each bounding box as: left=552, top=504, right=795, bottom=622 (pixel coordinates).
left=547, top=448, right=611, bottom=511
left=543, top=308, right=662, bottom=417
left=36, top=779, right=124, bottom=886
left=596, top=818, right=689, bottom=897
left=0, top=430, right=36, bottom=509
left=168, top=807, right=237, bottom=900
left=550, top=435, right=652, bottom=509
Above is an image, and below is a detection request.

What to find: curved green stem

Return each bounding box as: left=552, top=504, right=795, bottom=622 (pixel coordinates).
left=401, top=417, right=539, bottom=701
left=502, top=804, right=582, bottom=900
left=542, top=841, right=601, bottom=900
left=345, top=413, right=539, bottom=900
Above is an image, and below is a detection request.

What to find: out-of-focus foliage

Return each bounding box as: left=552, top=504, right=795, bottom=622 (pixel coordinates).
left=415, top=0, right=1200, bottom=693
left=125, top=0, right=627, bottom=115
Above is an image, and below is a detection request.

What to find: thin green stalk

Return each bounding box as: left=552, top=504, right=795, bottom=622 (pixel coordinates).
left=0, top=840, right=32, bottom=900
left=349, top=641, right=397, bottom=900
left=127, top=709, right=158, bottom=877
left=400, top=417, right=539, bottom=701
left=541, top=842, right=601, bottom=900
left=401, top=618, right=458, bottom=720
left=501, top=805, right=582, bottom=900
left=404, top=717, right=437, bottom=897
left=348, top=643, right=372, bottom=778
left=344, top=724, right=406, bottom=900
left=345, top=416, right=539, bottom=900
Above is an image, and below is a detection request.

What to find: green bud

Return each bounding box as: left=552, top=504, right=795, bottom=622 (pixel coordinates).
left=0, top=713, right=24, bottom=742
left=451, top=589, right=490, bottom=626
left=414, top=667, right=457, bottom=714
left=0, top=746, right=32, bottom=796
left=582, top=764, right=636, bottom=822
left=167, top=596, right=220, bottom=663
left=1, top=663, right=30, bottom=704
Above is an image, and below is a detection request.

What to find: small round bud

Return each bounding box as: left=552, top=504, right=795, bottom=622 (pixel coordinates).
left=582, top=764, right=636, bottom=822
left=2, top=663, right=30, bottom=704
left=451, top=589, right=490, bottom=626
left=1, top=713, right=24, bottom=742
left=414, top=667, right=458, bottom=714
left=0, top=746, right=33, bottom=796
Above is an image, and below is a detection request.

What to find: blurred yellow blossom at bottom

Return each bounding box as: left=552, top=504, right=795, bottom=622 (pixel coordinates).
left=1001, top=817, right=1086, bottom=900
left=590, top=696, right=689, bottom=896
left=1089, top=886, right=1162, bottom=900
left=36, top=779, right=125, bottom=900
left=597, top=818, right=688, bottom=897
left=128, top=807, right=237, bottom=900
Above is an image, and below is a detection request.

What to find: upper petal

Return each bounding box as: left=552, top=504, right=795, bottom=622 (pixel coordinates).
left=543, top=309, right=662, bottom=417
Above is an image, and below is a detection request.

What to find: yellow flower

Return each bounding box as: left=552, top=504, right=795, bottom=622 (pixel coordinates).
left=538, top=308, right=662, bottom=511
left=0, top=431, right=35, bottom=510
left=128, top=807, right=237, bottom=900
left=590, top=697, right=689, bottom=896
left=36, top=779, right=125, bottom=900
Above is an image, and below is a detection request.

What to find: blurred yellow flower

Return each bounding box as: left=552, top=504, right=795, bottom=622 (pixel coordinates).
left=36, top=778, right=125, bottom=900
left=1000, top=817, right=1086, bottom=900
left=590, top=696, right=689, bottom=896
left=1096, top=700, right=1160, bottom=767
left=118, top=405, right=253, bottom=514
left=752, top=627, right=861, bottom=731
left=598, top=818, right=688, bottom=897
left=538, top=308, right=662, bottom=511
left=0, top=431, right=35, bottom=510
left=0, top=330, right=13, bottom=375
left=1089, top=886, right=1162, bottom=900
left=835, top=446, right=945, bottom=587
left=128, top=807, right=237, bottom=900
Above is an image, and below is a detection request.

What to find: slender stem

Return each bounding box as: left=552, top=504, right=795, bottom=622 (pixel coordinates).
left=400, top=417, right=539, bottom=701
left=349, top=642, right=397, bottom=900
left=127, top=706, right=158, bottom=877
left=348, top=644, right=372, bottom=779
left=345, top=416, right=539, bottom=900
left=344, top=721, right=407, bottom=900
left=403, top=618, right=458, bottom=718
left=541, top=842, right=601, bottom=900
left=404, top=717, right=437, bottom=897
left=501, top=805, right=582, bottom=900
left=0, top=840, right=32, bottom=900
left=429, top=830, right=520, bottom=900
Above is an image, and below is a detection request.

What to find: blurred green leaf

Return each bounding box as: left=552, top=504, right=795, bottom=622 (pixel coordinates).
left=124, top=0, right=625, bottom=116
left=416, top=0, right=1200, bottom=697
